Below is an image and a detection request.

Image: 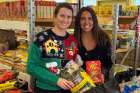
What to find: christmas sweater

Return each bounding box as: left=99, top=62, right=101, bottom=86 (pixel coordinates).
left=27, top=29, right=78, bottom=90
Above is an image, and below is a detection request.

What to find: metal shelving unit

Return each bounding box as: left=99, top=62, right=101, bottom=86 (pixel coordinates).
left=112, top=4, right=140, bottom=76
left=112, top=4, right=119, bottom=64
left=134, top=9, right=140, bottom=76
left=28, top=0, right=36, bottom=44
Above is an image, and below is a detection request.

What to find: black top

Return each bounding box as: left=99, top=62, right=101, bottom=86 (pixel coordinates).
left=78, top=43, right=113, bottom=81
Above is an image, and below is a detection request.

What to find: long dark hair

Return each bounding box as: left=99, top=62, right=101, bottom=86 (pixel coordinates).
left=74, top=7, right=111, bottom=47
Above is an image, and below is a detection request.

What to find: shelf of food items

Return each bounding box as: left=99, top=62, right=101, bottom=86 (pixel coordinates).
left=0, top=43, right=28, bottom=73
left=100, top=5, right=139, bottom=53
left=0, top=0, right=78, bottom=26
left=35, top=1, right=78, bottom=27
left=0, top=29, right=29, bottom=93
left=0, top=0, right=27, bottom=21
left=0, top=29, right=30, bottom=92
left=96, top=5, right=139, bottom=54
left=118, top=16, right=136, bottom=24
left=93, top=4, right=140, bottom=17
left=100, top=23, right=135, bottom=53
left=114, top=16, right=140, bottom=66
left=117, top=10, right=136, bottom=52
left=0, top=29, right=28, bottom=73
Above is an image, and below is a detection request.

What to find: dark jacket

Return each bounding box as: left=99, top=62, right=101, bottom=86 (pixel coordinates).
left=78, top=43, right=113, bottom=81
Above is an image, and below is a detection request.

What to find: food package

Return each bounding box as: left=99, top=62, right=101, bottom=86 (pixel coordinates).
left=0, top=69, right=15, bottom=83
left=70, top=71, right=96, bottom=93
left=60, top=58, right=96, bottom=93
left=86, top=60, right=104, bottom=84
left=0, top=81, right=18, bottom=92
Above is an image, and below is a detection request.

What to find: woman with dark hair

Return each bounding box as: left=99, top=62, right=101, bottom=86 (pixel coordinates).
left=74, top=7, right=113, bottom=83
left=27, top=3, right=78, bottom=93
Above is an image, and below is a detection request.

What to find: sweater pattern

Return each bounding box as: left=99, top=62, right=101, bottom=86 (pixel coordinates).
left=34, top=29, right=78, bottom=74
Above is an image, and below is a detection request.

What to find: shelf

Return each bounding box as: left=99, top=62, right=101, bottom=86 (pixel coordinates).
left=0, top=59, right=30, bottom=82
left=118, top=16, right=136, bottom=24
left=35, top=18, right=75, bottom=28
left=116, top=48, right=129, bottom=53
left=0, top=57, right=26, bottom=72
left=102, top=28, right=113, bottom=31
left=0, top=0, right=19, bottom=2
left=36, top=18, right=53, bottom=22
left=118, top=29, right=135, bottom=32
left=0, top=20, right=29, bottom=31
left=119, top=16, right=136, bottom=19
left=0, top=18, right=28, bottom=21
left=35, top=19, right=54, bottom=27
left=17, top=36, right=28, bottom=41
left=103, top=29, right=135, bottom=32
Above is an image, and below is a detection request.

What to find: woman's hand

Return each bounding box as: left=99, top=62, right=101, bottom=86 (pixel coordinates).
left=57, top=78, right=75, bottom=90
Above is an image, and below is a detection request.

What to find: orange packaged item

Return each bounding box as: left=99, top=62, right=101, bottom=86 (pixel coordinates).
left=86, top=60, right=104, bottom=84
left=0, top=69, right=14, bottom=83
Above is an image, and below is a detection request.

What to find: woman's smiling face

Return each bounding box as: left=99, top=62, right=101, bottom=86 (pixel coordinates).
left=54, top=7, right=73, bottom=31
left=80, top=11, right=94, bottom=32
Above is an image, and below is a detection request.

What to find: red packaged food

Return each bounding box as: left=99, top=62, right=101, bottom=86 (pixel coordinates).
left=0, top=69, right=14, bottom=83
left=86, top=60, right=104, bottom=84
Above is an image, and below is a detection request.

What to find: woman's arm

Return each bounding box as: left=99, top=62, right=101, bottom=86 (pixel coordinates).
left=27, top=43, right=59, bottom=85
